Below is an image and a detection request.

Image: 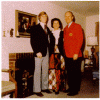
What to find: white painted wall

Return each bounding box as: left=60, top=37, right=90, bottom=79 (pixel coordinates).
left=1, top=1, right=86, bottom=80
left=85, top=15, right=99, bottom=55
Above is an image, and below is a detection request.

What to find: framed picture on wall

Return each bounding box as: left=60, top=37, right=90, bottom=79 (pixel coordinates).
left=15, top=10, right=37, bottom=38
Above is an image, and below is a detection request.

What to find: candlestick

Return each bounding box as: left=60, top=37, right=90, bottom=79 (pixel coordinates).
left=3, top=12, right=6, bottom=37
left=3, top=31, right=6, bottom=37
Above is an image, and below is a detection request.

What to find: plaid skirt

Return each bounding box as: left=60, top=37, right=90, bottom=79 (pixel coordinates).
left=49, top=53, right=65, bottom=91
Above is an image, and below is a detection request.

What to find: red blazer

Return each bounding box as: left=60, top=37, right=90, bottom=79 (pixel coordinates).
left=64, top=22, right=83, bottom=58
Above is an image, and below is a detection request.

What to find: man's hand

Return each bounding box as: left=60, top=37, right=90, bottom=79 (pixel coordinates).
left=36, top=52, right=42, bottom=58
left=73, top=54, right=78, bottom=60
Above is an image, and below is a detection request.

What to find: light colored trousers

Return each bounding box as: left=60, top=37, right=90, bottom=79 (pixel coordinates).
left=33, top=51, right=49, bottom=92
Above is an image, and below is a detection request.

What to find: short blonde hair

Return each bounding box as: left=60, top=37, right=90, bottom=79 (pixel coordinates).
left=38, top=11, right=48, bottom=21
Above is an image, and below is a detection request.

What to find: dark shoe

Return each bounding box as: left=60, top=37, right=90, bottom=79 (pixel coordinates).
left=42, top=89, right=52, bottom=93
left=63, top=88, right=70, bottom=93
left=55, top=91, right=59, bottom=95
left=67, top=92, right=78, bottom=96
left=35, top=92, right=44, bottom=97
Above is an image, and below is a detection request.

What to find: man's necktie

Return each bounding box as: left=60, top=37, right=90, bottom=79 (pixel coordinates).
left=44, top=25, right=49, bottom=42
left=44, top=25, right=47, bottom=34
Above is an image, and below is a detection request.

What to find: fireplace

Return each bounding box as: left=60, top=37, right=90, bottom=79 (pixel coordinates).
left=9, top=52, right=35, bottom=98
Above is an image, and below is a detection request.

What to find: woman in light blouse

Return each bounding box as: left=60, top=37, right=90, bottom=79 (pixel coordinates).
left=49, top=18, right=65, bottom=94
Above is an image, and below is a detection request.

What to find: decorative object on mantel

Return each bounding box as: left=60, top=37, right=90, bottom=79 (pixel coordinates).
left=87, top=36, right=98, bottom=59
left=16, top=31, right=20, bottom=38
left=3, top=13, right=6, bottom=37
left=10, top=28, right=14, bottom=37
left=3, top=31, right=6, bottom=37
left=15, top=10, right=37, bottom=38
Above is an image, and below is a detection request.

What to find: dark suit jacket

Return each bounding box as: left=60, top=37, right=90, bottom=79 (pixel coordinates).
left=30, top=23, right=55, bottom=57
left=51, top=31, right=65, bottom=57
left=58, top=31, right=65, bottom=57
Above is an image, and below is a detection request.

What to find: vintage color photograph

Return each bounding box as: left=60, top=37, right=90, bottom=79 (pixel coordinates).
left=1, top=0, right=99, bottom=99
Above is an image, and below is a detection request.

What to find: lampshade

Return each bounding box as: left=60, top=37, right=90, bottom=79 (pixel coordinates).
left=87, top=36, right=98, bottom=46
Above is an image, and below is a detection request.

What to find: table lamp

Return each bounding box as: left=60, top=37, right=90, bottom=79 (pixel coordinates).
left=87, top=36, right=98, bottom=59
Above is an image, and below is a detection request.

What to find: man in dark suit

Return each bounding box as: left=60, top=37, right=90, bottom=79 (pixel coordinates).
left=64, top=11, right=83, bottom=96
left=30, top=11, right=54, bottom=97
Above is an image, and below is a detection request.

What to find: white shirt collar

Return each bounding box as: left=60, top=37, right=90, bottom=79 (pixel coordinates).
left=68, top=21, right=73, bottom=28
left=40, top=22, right=46, bottom=29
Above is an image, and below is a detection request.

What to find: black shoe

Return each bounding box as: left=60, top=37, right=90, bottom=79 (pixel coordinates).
left=67, top=92, right=78, bottom=96
left=34, top=92, right=44, bottom=97
left=55, top=91, right=59, bottom=95
left=63, top=88, right=70, bottom=93
left=42, top=89, right=52, bottom=93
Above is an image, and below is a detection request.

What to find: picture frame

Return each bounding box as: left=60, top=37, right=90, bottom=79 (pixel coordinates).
left=15, top=10, right=37, bottom=38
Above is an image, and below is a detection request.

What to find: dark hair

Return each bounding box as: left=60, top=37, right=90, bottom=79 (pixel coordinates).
left=51, top=18, right=63, bottom=30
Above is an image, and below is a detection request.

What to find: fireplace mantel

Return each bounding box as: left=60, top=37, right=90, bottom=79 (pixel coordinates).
left=2, top=37, right=33, bottom=53
left=2, top=37, right=34, bottom=72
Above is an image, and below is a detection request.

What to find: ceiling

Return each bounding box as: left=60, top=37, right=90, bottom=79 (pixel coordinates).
left=50, top=1, right=99, bottom=16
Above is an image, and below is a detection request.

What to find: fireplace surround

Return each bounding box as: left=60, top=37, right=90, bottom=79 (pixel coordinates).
left=9, top=52, right=35, bottom=98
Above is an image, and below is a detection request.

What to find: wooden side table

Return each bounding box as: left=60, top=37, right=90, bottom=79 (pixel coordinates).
left=84, top=57, right=96, bottom=68
left=84, top=57, right=96, bottom=80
